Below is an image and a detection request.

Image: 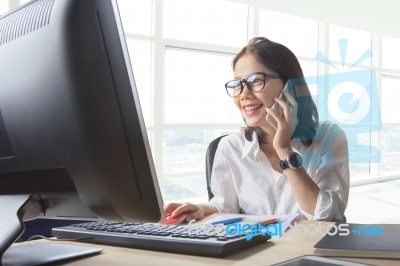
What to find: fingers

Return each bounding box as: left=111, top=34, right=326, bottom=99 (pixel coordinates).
left=185, top=213, right=202, bottom=223
left=265, top=97, right=290, bottom=128
left=184, top=208, right=205, bottom=222
left=273, top=96, right=291, bottom=124
left=164, top=202, right=201, bottom=219
left=173, top=203, right=196, bottom=215
left=164, top=202, right=181, bottom=214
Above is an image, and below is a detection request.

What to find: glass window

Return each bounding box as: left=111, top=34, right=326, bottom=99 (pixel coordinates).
left=316, top=66, right=374, bottom=177
left=126, top=39, right=153, bottom=126
left=163, top=173, right=207, bottom=202
left=163, top=129, right=207, bottom=175
left=300, top=60, right=318, bottom=79
left=381, top=125, right=400, bottom=154
left=161, top=128, right=238, bottom=202
left=329, top=25, right=371, bottom=67
left=163, top=0, right=248, bottom=47
left=381, top=76, right=400, bottom=124
left=164, top=48, right=243, bottom=124
left=117, top=0, right=153, bottom=36
left=380, top=125, right=400, bottom=176
left=0, top=0, right=8, bottom=14
left=349, top=164, right=370, bottom=179
left=379, top=155, right=400, bottom=176
left=382, top=36, right=400, bottom=70
left=259, top=10, right=318, bottom=58
left=348, top=132, right=372, bottom=177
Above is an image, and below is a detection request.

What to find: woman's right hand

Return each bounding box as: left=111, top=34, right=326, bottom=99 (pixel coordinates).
left=164, top=202, right=206, bottom=222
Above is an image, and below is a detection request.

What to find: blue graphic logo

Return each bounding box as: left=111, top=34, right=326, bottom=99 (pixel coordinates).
left=351, top=225, right=384, bottom=236
left=300, top=39, right=382, bottom=163
left=225, top=221, right=283, bottom=241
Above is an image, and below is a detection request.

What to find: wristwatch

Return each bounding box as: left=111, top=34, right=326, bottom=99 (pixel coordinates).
left=280, top=149, right=303, bottom=170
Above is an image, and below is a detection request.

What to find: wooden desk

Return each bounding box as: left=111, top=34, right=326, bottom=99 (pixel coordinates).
left=12, top=219, right=400, bottom=266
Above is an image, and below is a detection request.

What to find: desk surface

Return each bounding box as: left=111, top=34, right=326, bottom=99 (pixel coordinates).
left=13, top=219, right=400, bottom=266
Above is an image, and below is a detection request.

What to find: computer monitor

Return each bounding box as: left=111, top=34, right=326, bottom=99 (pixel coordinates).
left=0, top=0, right=163, bottom=261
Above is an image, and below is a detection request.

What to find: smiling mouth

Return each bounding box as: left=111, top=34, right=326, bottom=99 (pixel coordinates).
left=243, top=104, right=263, bottom=112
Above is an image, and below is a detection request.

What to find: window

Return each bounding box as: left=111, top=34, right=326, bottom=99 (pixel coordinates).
left=380, top=35, right=400, bottom=179
left=7, top=0, right=400, bottom=201
left=163, top=0, right=248, bottom=47
left=0, top=0, right=8, bottom=14
left=329, top=25, right=372, bottom=67
left=163, top=48, right=242, bottom=201
left=382, top=36, right=400, bottom=71
left=117, top=0, right=153, bottom=36
left=259, top=10, right=318, bottom=58
left=162, top=128, right=238, bottom=202
left=380, top=76, right=400, bottom=176
left=164, top=49, right=240, bottom=124
left=381, top=77, right=400, bottom=124
left=299, top=60, right=318, bottom=79
left=324, top=64, right=377, bottom=179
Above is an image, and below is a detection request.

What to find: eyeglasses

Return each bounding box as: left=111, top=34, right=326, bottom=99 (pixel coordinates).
left=225, top=72, right=280, bottom=97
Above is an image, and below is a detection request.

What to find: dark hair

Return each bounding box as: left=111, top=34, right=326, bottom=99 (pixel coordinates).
left=233, top=37, right=319, bottom=147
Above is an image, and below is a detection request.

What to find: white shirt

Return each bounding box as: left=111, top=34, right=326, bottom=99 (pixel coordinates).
left=208, top=121, right=349, bottom=221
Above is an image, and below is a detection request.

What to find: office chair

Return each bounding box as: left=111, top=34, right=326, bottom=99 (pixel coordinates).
left=205, top=135, right=227, bottom=200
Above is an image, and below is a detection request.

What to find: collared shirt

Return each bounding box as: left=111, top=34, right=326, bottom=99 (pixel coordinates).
left=208, top=121, right=349, bottom=221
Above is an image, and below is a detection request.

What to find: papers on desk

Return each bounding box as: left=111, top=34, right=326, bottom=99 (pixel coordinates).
left=202, top=213, right=300, bottom=238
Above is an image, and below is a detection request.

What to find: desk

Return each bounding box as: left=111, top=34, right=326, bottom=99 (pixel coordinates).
left=12, top=219, right=400, bottom=266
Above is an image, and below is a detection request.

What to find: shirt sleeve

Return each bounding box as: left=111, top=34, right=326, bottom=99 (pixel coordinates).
left=208, top=140, right=240, bottom=213
left=302, top=125, right=350, bottom=222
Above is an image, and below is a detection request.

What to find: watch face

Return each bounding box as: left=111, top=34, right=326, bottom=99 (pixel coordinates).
left=288, top=152, right=303, bottom=168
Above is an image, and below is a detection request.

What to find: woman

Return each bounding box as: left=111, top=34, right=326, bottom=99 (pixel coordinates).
left=166, top=37, right=349, bottom=222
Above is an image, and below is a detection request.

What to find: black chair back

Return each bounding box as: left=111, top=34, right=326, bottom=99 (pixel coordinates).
left=205, top=135, right=226, bottom=200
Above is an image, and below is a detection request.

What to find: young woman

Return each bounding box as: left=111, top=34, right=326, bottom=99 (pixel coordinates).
left=166, top=37, right=349, bottom=222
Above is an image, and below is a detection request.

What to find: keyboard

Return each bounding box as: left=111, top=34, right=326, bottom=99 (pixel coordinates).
left=52, top=221, right=270, bottom=257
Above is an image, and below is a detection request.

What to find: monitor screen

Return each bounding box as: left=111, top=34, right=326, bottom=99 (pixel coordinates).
left=0, top=0, right=164, bottom=256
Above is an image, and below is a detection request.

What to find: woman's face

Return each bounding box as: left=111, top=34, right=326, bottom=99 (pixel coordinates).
left=233, top=53, right=284, bottom=129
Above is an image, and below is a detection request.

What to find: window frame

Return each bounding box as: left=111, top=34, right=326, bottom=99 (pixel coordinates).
left=5, top=0, right=400, bottom=201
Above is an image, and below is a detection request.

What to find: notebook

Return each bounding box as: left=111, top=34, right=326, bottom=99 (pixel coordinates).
left=3, top=242, right=102, bottom=266
left=313, top=223, right=400, bottom=259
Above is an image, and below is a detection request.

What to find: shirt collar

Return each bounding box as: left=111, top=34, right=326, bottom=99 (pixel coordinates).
left=242, top=131, right=260, bottom=159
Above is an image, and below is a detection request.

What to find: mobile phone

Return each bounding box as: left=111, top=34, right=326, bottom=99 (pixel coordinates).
left=266, top=85, right=287, bottom=130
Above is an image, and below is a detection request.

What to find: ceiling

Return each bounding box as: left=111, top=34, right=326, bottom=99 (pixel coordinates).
left=229, top=0, right=400, bottom=39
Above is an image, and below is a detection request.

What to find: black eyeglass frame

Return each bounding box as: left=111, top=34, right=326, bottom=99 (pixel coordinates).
left=224, top=72, right=280, bottom=97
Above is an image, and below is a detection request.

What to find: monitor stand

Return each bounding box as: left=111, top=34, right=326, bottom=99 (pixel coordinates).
left=0, top=195, right=102, bottom=266
left=0, top=195, right=40, bottom=261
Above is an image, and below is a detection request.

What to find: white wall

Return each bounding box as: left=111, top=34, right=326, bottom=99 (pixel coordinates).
left=229, top=0, right=400, bottom=38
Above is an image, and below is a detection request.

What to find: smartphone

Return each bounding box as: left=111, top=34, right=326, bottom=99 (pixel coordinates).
left=266, top=85, right=287, bottom=130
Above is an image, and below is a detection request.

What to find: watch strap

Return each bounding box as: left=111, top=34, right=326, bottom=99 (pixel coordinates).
left=280, top=149, right=302, bottom=170
left=279, top=159, right=290, bottom=170
left=279, top=149, right=293, bottom=170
